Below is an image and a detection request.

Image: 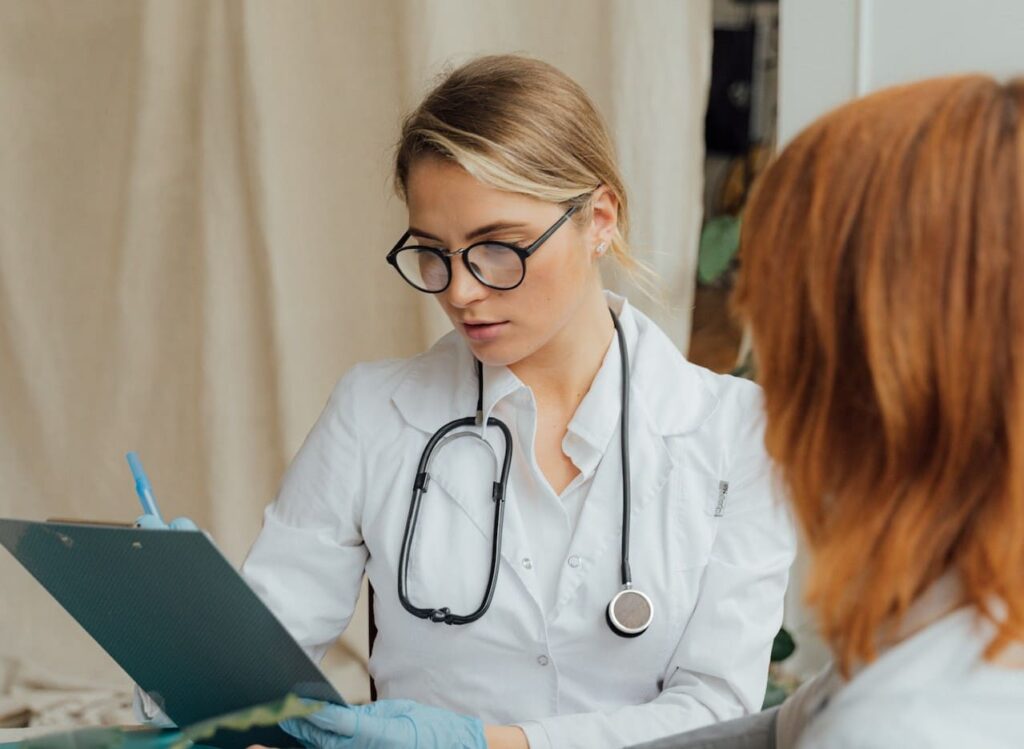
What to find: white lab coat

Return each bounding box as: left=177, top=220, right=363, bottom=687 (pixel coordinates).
left=241, top=292, right=796, bottom=749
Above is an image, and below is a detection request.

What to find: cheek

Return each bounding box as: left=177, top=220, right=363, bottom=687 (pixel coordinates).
left=502, top=245, right=590, bottom=337
left=518, top=242, right=590, bottom=309
left=436, top=242, right=592, bottom=366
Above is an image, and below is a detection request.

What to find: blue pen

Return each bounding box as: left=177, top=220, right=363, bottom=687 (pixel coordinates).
left=126, top=451, right=164, bottom=522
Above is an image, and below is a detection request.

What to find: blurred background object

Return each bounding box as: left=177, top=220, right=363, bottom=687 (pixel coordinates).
left=691, top=0, right=778, bottom=375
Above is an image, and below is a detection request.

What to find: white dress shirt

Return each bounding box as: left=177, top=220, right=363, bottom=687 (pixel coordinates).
left=240, top=292, right=796, bottom=748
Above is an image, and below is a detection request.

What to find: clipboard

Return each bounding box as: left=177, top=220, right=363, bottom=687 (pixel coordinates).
left=0, top=518, right=345, bottom=748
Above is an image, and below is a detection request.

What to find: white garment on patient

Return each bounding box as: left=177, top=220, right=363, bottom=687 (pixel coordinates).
left=777, top=575, right=1024, bottom=749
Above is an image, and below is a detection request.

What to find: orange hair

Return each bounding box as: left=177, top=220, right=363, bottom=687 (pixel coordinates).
left=734, top=75, right=1024, bottom=674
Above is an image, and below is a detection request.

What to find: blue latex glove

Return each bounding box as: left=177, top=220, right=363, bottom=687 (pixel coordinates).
left=135, top=514, right=199, bottom=530
left=280, top=700, right=486, bottom=749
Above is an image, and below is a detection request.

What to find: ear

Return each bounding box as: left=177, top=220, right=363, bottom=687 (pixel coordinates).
left=588, top=185, right=618, bottom=254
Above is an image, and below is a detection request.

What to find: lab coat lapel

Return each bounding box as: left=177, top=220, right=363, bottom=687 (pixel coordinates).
left=391, top=332, right=471, bottom=429
left=391, top=333, right=537, bottom=597
left=390, top=332, right=496, bottom=540
left=549, top=301, right=718, bottom=622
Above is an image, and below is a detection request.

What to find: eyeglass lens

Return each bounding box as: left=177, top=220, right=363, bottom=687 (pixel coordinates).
left=394, top=243, right=525, bottom=291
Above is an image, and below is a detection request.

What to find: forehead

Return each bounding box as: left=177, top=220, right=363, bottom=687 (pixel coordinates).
left=405, top=157, right=555, bottom=234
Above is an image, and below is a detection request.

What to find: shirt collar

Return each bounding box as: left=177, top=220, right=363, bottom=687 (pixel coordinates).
left=560, top=292, right=638, bottom=476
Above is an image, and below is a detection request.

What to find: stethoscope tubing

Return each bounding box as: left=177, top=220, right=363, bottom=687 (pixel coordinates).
left=612, top=310, right=633, bottom=588
left=397, top=308, right=643, bottom=632
left=397, top=414, right=513, bottom=625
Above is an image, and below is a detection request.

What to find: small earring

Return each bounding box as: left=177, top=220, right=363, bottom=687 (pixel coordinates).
left=595, top=241, right=608, bottom=256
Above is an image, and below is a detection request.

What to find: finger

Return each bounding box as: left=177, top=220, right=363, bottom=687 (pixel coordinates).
left=361, top=700, right=417, bottom=719
left=281, top=717, right=354, bottom=748
left=280, top=718, right=332, bottom=748
left=135, top=515, right=167, bottom=529
left=302, top=705, right=361, bottom=735
left=301, top=699, right=353, bottom=721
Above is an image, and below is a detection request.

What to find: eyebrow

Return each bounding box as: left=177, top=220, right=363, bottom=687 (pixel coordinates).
left=407, top=221, right=530, bottom=244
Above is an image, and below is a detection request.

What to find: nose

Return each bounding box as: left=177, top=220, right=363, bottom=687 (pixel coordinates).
left=444, top=253, right=489, bottom=308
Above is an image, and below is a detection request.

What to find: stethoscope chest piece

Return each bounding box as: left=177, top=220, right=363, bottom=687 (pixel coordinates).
left=606, top=587, right=654, bottom=638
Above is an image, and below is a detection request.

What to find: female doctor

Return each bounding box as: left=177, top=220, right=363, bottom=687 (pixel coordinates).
left=239, top=55, right=795, bottom=749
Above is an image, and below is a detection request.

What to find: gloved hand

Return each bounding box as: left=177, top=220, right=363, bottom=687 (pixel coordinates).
left=280, top=699, right=487, bottom=749
left=135, top=514, right=199, bottom=530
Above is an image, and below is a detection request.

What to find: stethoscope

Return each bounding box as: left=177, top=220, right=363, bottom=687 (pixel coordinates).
left=397, top=308, right=654, bottom=638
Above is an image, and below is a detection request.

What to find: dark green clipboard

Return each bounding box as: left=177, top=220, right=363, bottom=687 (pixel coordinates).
left=0, top=519, right=346, bottom=748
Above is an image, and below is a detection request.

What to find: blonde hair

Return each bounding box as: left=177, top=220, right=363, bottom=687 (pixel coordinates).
left=394, top=54, right=644, bottom=277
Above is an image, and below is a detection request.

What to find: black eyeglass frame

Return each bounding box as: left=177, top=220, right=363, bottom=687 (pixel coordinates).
left=386, top=203, right=580, bottom=293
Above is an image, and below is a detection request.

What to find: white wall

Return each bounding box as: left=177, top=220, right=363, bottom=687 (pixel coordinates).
left=780, top=0, right=1024, bottom=144
left=778, top=0, right=1024, bottom=679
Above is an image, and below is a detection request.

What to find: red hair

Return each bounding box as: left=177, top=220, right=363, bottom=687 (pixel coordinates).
left=735, top=75, right=1024, bottom=674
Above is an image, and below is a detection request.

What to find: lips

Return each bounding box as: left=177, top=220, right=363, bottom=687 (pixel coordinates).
left=462, top=320, right=509, bottom=342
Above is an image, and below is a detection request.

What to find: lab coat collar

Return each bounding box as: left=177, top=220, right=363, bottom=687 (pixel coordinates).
left=390, top=291, right=717, bottom=439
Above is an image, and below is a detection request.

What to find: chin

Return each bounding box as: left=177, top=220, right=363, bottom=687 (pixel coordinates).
left=466, top=338, right=527, bottom=368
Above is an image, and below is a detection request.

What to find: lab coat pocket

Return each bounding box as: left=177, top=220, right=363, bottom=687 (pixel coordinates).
left=670, top=467, right=720, bottom=570
left=681, top=460, right=732, bottom=519
left=670, top=435, right=733, bottom=519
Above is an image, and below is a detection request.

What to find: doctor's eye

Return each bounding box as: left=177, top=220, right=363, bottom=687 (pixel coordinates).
left=392, top=247, right=449, bottom=292
left=465, top=243, right=526, bottom=289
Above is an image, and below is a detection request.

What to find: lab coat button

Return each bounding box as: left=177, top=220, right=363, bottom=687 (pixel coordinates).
left=567, top=555, right=581, bottom=568
left=521, top=557, right=533, bottom=570
left=537, top=655, right=549, bottom=666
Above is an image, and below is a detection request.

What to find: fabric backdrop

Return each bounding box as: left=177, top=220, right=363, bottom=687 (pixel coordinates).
left=0, top=0, right=711, bottom=701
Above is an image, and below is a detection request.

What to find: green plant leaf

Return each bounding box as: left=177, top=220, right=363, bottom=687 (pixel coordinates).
left=762, top=679, right=789, bottom=709
left=730, top=352, right=756, bottom=380
left=698, top=215, right=742, bottom=284
left=771, top=626, right=797, bottom=662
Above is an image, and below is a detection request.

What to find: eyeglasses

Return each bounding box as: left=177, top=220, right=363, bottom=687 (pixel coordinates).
left=386, top=204, right=579, bottom=293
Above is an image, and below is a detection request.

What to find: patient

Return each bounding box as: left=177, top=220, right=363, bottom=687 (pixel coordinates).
left=639, top=74, right=1024, bottom=748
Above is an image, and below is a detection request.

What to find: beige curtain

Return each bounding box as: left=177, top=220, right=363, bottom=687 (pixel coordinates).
left=0, top=0, right=710, bottom=700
